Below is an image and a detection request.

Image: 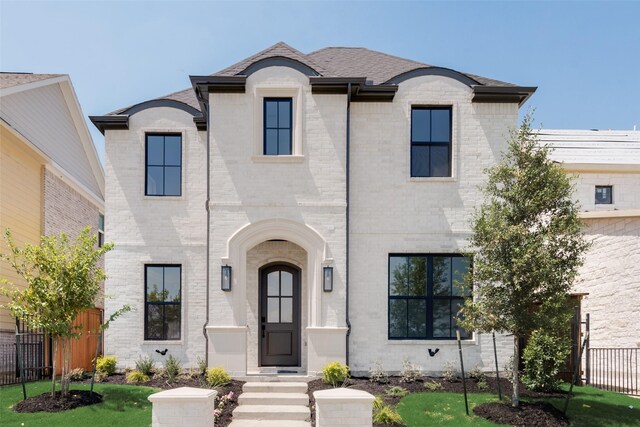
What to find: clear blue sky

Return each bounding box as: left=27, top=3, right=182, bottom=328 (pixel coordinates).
left=2, top=1, right=639, bottom=163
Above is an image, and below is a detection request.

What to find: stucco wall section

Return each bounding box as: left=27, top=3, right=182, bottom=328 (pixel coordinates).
left=103, top=107, right=207, bottom=369
left=573, top=217, right=640, bottom=349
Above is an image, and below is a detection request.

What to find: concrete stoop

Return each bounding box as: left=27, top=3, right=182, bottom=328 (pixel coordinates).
left=229, top=382, right=311, bottom=427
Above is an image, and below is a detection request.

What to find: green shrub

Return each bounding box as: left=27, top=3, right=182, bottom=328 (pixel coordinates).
left=96, top=355, right=117, bottom=375
left=322, top=361, right=350, bottom=387
left=126, top=370, right=150, bottom=384
left=373, top=404, right=403, bottom=425
left=423, top=380, right=442, bottom=391
left=522, top=329, right=570, bottom=392
left=400, top=358, right=422, bottom=383
left=94, top=371, right=108, bottom=383
left=164, top=355, right=182, bottom=383
left=135, top=356, right=155, bottom=376
left=385, top=386, right=409, bottom=397
left=442, top=361, right=458, bottom=383
left=206, top=366, right=231, bottom=387
left=66, top=367, right=85, bottom=381
left=369, top=361, right=390, bottom=384
left=468, top=366, right=486, bottom=382
left=477, top=378, right=489, bottom=391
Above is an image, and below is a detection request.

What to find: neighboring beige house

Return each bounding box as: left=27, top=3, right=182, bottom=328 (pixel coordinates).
left=92, top=42, right=537, bottom=376
left=538, top=129, right=640, bottom=350
left=0, top=73, right=105, bottom=348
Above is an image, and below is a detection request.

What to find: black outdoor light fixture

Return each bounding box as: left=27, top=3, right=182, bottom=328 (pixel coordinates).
left=323, top=266, right=333, bottom=292
left=221, top=265, right=232, bottom=291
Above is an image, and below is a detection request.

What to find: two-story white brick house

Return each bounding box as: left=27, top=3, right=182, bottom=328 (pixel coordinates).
left=91, top=42, right=537, bottom=376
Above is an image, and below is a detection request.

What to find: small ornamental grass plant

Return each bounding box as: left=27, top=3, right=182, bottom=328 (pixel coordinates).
left=66, top=367, right=85, bottom=381
left=96, top=355, right=117, bottom=376
left=206, top=366, right=231, bottom=387
left=423, top=380, right=442, bottom=391
left=135, top=356, right=155, bottom=376
left=442, top=361, right=458, bottom=383
left=322, top=361, right=350, bottom=387
left=373, top=404, right=403, bottom=425
left=126, top=370, right=150, bottom=384
left=164, top=355, right=182, bottom=383
left=385, top=386, right=409, bottom=398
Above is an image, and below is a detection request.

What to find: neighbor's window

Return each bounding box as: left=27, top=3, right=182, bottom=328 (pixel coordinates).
left=145, top=134, right=182, bottom=196
left=264, top=98, right=292, bottom=155
left=145, top=265, right=181, bottom=340
left=411, top=107, right=452, bottom=177
left=389, top=255, right=470, bottom=339
left=595, top=186, right=612, bottom=204
left=98, top=213, right=104, bottom=248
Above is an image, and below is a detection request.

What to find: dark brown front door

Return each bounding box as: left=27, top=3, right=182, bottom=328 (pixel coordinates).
left=259, top=264, right=301, bottom=367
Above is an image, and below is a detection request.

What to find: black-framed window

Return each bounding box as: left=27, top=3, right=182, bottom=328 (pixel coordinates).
left=389, top=254, right=470, bottom=339
left=98, top=213, right=104, bottom=248
left=595, top=185, right=613, bottom=204
left=145, top=134, right=182, bottom=196
left=411, top=107, right=452, bottom=177
left=264, top=98, right=292, bottom=155
left=145, top=265, right=181, bottom=340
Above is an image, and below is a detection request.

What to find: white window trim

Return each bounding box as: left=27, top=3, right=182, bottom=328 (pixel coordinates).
left=253, top=86, right=304, bottom=161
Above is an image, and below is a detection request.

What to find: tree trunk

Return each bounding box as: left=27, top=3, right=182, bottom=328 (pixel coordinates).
left=512, top=334, right=520, bottom=407
left=61, top=336, right=71, bottom=397
left=50, top=338, right=58, bottom=397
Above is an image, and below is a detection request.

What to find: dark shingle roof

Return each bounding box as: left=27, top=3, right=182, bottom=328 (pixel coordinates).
left=106, top=42, right=522, bottom=115
left=0, top=72, right=64, bottom=90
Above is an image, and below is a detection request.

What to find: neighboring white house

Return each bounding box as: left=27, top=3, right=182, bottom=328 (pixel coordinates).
left=538, top=129, right=640, bottom=350
left=91, top=42, right=538, bottom=376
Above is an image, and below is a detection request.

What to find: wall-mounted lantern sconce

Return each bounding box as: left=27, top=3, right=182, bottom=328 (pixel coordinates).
left=323, top=266, right=333, bottom=292
left=221, top=265, right=232, bottom=291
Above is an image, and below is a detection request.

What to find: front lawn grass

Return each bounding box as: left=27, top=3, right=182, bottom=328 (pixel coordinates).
left=0, top=381, right=158, bottom=427
left=397, top=384, right=640, bottom=427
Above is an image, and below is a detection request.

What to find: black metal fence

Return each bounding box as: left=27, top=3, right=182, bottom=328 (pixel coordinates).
left=587, top=347, right=639, bottom=396
left=0, top=318, right=51, bottom=386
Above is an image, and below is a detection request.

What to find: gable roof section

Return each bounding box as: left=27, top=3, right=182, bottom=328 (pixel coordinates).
left=93, top=42, right=536, bottom=133
left=0, top=73, right=105, bottom=204
left=537, top=129, right=640, bottom=171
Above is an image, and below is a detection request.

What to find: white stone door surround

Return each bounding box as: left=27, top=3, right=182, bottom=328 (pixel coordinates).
left=207, top=218, right=347, bottom=376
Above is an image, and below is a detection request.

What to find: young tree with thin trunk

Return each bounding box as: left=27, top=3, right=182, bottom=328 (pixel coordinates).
left=459, top=115, right=590, bottom=407
left=1, top=227, right=113, bottom=398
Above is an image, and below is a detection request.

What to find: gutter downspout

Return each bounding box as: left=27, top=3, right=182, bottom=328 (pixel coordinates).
left=202, top=99, right=211, bottom=366
left=345, top=83, right=352, bottom=366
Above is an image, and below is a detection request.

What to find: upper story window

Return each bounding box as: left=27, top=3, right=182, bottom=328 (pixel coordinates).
left=145, top=264, right=181, bottom=340
left=145, top=134, right=182, bottom=196
left=98, top=213, right=104, bottom=247
left=389, top=254, right=470, bottom=340
left=595, top=185, right=612, bottom=204
left=264, top=98, right=292, bottom=155
left=411, top=107, right=452, bottom=177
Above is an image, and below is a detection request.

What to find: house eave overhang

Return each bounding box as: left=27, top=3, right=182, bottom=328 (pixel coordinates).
left=89, top=115, right=128, bottom=135
left=472, top=86, right=537, bottom=107
left=309, top=77, right=398, bottom=102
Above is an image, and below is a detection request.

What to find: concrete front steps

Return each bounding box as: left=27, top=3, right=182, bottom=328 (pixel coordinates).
left=229, top=382, right=311, bottom=427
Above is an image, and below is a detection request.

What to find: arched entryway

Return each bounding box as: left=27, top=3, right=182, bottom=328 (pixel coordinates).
left=259, top=263, right=301, bottom=367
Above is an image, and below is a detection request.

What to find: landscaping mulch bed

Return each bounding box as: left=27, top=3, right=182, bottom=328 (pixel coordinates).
left=77, top=373, right=244, bottom=427
left=473, top=401, right=569, bottom=426
left=14, top=390, right=102, bottom=413
left=307, top=376, right=568, bottom=427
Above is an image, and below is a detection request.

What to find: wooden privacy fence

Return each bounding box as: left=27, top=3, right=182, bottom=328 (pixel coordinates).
left=55, top=307, right=103, bottom=374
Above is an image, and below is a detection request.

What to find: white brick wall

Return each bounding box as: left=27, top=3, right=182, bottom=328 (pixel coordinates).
left=570, top=171, right=640, bottom=212
left=348, top=75, right=518, bottom=374
left=104, top=68, right=519, bottom=373
left=104, top=107, right=207, bottom=368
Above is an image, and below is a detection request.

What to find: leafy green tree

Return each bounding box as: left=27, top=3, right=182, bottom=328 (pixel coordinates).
left=459, top=115, right=590, bottom=407
left=0, top=227, right=113, bottom=397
